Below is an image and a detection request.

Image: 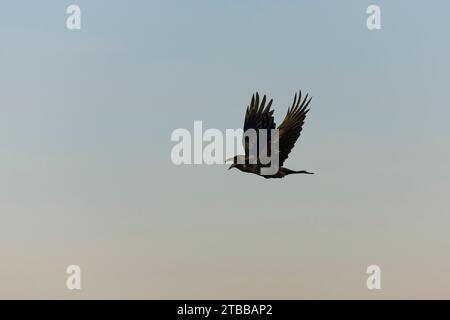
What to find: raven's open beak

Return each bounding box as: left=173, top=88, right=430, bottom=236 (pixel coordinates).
left=226, top=157, right=235, bottom=170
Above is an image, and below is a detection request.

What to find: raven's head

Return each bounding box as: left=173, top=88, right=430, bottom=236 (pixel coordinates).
left=226, top=155, right=245, bottom=170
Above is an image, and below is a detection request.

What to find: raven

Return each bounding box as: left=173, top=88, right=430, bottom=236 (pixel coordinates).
left=228, top=91, right=314, bottom=178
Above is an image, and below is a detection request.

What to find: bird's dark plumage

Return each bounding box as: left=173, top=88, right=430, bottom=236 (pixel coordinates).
left=277, top=91, right=312, bottom=166
left=228, top=91, right=313, bottom=178
left=243, top=93, right=276, bottom=163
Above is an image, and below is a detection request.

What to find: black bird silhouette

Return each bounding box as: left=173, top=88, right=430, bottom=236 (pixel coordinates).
left=228, top=91, right=314, bottom=178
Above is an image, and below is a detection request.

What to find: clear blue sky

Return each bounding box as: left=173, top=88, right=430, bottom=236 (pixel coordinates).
left=1, top=1, right=450, bottom=298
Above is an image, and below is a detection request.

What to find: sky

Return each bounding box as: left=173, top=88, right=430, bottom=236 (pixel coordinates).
left=1, top=0, right=450, bottom=298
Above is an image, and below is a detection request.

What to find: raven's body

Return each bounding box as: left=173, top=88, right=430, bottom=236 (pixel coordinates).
left=228, top=91, right=314, bottom=179
left=229, top=162, right=313, bottom=179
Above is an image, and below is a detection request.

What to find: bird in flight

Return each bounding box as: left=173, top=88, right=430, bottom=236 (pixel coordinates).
left=228, top=91, right=314, bottom=178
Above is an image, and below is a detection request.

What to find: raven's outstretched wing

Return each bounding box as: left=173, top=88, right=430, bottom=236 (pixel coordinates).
left=243, top=92, right=276, bottom=160
left=277, top=91, right=312, bottom=166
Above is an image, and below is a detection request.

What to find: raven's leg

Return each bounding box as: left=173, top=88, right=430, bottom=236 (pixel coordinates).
left=293, top=170, right=314, bottom=174
left=281, top=167, right=314, bottom=175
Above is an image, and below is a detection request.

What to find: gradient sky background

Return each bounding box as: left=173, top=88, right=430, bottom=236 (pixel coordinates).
left=1, top=0, right=450, bottom=298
